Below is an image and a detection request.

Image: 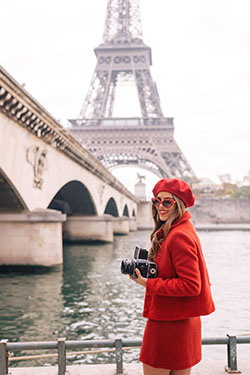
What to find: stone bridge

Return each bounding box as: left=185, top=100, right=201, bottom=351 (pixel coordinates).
left=0, top=65, right=138, bottom=267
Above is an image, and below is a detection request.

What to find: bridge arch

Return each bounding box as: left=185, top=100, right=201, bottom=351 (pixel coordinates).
left=123, top=204, right=129, bottom=217
left=0, top=169, right=27, bottom=212
left=48, top=180, right=96, bottom=215
left=104, top=197, right=119, bottom=217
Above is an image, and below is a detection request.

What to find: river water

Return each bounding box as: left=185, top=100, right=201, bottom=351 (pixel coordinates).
left=0, top=229, right=250, bottom=366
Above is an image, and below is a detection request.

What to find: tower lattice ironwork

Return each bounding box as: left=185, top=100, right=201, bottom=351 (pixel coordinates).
left=69, top=0, right=196, bottom=180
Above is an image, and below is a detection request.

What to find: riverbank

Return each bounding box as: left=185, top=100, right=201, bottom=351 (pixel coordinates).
left=138, top=223, right=250, bottom=231
left=8, top=359, right=250, bottom=374
left=195, top=223, right=250, bottom=231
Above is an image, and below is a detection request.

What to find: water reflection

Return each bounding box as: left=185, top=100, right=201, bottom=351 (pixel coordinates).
left=0, top=267, right=63, bottom=341
left=61, top=235, right=147, bottom=344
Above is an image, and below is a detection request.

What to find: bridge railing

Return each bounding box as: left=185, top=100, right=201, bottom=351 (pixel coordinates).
left=0, top=335, right=249, bottom=375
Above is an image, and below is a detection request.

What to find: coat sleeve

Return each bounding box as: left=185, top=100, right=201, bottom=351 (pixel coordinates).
left=146, top=231, right=201, bottom=297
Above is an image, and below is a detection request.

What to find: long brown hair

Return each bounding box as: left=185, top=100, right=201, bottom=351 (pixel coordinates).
left=148, top=195, right=186, bottom=261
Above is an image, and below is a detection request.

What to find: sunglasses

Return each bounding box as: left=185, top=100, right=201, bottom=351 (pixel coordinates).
left=151, top=197, right=176, bottom=208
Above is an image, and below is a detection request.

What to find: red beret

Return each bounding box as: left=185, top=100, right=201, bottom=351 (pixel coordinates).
left=152, top=178, right=195, bottom=207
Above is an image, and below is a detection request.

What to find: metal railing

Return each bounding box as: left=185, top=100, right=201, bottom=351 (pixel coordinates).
left=0, top=335, right=249, bottom=375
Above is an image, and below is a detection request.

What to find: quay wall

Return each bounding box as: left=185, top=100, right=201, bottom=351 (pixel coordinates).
left=189, top=197, right=250, bottom=224
left=137, top=198, right=250, bottom=227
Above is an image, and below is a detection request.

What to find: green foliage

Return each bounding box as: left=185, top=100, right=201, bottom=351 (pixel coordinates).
left=235, top=185, right=250, bottom=198
left=214, top=184, right=250, bottom=198
left=224, top=189, right=236, bottom=197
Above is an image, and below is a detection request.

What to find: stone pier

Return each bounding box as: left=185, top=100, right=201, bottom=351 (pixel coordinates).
left=129, top=217, right=137, bottom=231
left=63, top=215, right=138, bottom=242
left=113, top=216, right=130, bottom=235
left=136, top=201, right=153, bottom=229
left=0, top=209, right=66, bottom=267
left=0, top=211, right=140, bottom=267
left=63, top=215, right=114, bottom=243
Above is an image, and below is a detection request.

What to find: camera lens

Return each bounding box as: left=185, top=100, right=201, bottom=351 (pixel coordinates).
left=121, top=259, right=135, bottom=275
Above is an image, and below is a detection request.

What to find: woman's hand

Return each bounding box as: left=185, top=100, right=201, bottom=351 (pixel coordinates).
left=129, top=268, right=147, bottom=288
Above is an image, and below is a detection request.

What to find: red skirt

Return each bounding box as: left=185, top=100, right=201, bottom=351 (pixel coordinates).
left=139, top=317, right=201, bottom=370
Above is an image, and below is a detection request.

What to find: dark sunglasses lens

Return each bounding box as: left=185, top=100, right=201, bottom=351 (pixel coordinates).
left=152, top=199, right=160, bottom=206
left=162, top=200, right=173, bottom=208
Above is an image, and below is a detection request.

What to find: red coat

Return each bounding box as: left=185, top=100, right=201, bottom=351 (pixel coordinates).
left=143, top=211, right=215, bottom=320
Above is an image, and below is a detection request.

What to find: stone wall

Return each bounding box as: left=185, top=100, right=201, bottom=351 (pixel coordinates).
left=189, top=198, right=250, bottom=224
left=137, top=198, right=250, bottom=228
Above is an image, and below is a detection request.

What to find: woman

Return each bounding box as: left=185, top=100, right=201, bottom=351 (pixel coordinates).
left=130, top=178, right=215, bottom=375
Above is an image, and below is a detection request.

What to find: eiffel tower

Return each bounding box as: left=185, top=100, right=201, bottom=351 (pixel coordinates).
left=69, top=0, right=196, bottom=180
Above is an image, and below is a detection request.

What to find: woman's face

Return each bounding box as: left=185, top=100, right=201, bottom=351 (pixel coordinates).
left=156, top=191, right=176, bottom=221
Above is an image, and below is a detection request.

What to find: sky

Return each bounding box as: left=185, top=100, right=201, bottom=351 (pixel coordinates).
left=1, top=0, right=250, bottom=195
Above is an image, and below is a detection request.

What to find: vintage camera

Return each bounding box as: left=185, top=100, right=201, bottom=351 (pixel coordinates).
left=121, top=246, right=157, bottom=279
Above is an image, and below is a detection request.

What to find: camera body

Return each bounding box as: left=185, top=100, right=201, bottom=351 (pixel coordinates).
left=121, top=246, right=158, bottom=279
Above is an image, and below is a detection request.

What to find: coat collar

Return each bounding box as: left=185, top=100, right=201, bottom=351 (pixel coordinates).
left=170, top=210, right=192, bottom=230
left=156, top=210, right=191, bottom=240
